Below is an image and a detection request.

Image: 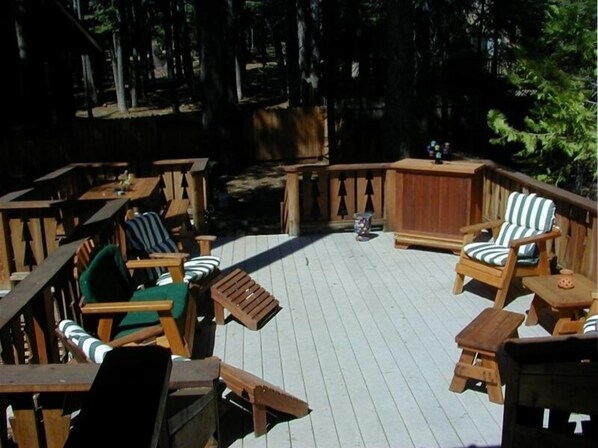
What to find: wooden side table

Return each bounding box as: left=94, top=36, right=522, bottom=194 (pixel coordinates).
left=390, top=158, right=485, bottom=253
left=524, top=273, right=597, bottom=336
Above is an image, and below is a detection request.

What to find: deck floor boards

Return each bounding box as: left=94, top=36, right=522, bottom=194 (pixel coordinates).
left=209, top=231, right=553, bottom=448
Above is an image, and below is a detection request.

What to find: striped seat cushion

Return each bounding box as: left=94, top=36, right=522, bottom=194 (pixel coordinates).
left=464, top=192, right=556, bottom=267
left=126, top=211, right=220, bottom=285
left=583, top=315, right=598, bottom=334
left=58, top=320, right=112, bottom=363
left=155, top=255, right=220, bottom=286
left=58, top=320, right=191, bottom=363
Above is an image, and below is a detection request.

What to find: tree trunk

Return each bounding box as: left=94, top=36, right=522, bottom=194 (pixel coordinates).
left=233, top=0, right=246, bottom=101
left=195, top=0, right=238, bottom=165
left=162, top=0, right=179, bottom=113
left=384, top=0, right=414, bottom=160
left=112, top=33, right=129, bottom=114
left=285, top=0, right=300, bottom=106
left=73, top=0, right=97, bottom=117
left=297, top=0, right=322, bottom=106
left=322, top=0, right=337, bottom=159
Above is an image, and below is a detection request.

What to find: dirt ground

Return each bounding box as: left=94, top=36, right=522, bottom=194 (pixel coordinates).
left=206, top=162, right=287, bottom=236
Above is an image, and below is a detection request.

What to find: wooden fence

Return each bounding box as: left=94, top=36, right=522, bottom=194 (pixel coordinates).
left=0, top=107, right=327, bottom=195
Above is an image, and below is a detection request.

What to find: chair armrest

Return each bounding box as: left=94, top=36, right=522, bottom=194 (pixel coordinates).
left=507, top=227, right=561, bottom=249
left=459, top=219, right=503, bottom=235
left=108, top=325, right=164, bottom=347
left=128, top=256, right=188, bottom=283
left=194, top=235, right=217, bottom=256
left=80, top=300, right=174, bottom=314
left=126, top=257, right=186, bottom=269
left=147, top=252, right=189, bottom=260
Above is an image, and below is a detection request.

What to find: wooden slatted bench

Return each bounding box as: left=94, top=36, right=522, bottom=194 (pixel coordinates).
left=211, top=269, right=282, bottom=330
left=220, top=362, right=309, bottom=436
left=449, top=307, right=525, bottom=404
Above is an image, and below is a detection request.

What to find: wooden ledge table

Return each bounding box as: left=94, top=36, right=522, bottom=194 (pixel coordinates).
left=524, top=273, right=598, bottom=336
left=79, top=176, right=161, bottom=211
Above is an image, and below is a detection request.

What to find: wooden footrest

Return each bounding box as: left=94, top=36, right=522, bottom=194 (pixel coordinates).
left=210, top=268, right=281, bottom=330
left=220, top=362, right=309, bottom=436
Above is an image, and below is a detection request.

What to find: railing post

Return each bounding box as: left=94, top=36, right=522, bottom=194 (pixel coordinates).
left=0, top=210, right=13, bottom=291
left=385, top=164, right=397, bottom=232
left=188, top=159, right=209, bottom=233
left=285, top=168, right=301, bottom=236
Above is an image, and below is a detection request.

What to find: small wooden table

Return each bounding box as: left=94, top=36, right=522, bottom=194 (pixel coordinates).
left=524, top=273, right=597, bottom=336
left=79, top=176, right=161, bottom=211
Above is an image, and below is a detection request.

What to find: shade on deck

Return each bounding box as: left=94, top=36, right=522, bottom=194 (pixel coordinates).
left=207, top=231, right=552, bottom=448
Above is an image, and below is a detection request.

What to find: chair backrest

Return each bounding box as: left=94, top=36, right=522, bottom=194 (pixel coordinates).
left=79, top=244, right=134, bottom=305
left=126, top=211, right=179, bottom=282
left=63, top=346, right=172, bottom=448
left=495, top=192, right=556, bottom=258
left=126, top=211, right=179, bottom=255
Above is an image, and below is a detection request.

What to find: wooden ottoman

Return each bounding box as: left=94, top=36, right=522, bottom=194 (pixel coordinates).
left=210, top=268, right=281, bottom=330
left=449, top=308, right=525, bottom=404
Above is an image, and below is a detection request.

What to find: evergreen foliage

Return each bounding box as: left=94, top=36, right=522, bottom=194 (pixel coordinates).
left=487, top=0, right=597, bottom=199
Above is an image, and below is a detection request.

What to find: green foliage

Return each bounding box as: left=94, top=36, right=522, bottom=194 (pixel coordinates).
left=487, top=0, right=597, bottom=198
left=85, top=0, right=119, bottom=36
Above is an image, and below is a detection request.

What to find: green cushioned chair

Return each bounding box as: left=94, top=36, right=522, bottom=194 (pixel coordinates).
left=77, top=242, right=196, bottom=357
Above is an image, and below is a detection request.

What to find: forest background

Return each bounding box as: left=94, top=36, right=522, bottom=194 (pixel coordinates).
left=3, top=0, right=596, bottom=200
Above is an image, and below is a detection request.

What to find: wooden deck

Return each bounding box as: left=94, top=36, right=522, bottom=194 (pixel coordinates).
left=206, top=231, right=553, bottom=448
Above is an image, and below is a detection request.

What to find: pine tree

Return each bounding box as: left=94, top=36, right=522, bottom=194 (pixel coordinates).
left=487, top=0, right=597, bottom=199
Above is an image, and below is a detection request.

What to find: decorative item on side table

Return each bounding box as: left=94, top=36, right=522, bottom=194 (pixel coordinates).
left=426, top=140, right=450, bottom=164
left=557, top=268, right=575, bottom=289
left=354, top=212, right=373, bottom=241
left=116, top=170, right=135, bottom=195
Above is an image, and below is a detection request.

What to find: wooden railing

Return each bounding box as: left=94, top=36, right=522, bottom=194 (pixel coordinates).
left=481, top=161, right=597, bottom=282
left=283, top=163, right=390, bottom=235
left=41, top=158, right=211, bottom=232
left=283, top=159, right=597, bottom=281
left=0, top=200, right=128, bottom=367
left=0, top=158, right=210, bottom=291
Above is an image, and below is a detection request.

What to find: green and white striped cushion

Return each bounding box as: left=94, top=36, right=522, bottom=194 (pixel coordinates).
left=126, top=211, right=221, bottom=285
left=155, top=256, right=220, bottom=286
left=464, top=192, right=556, bottom=266
left=58, top=319, right=112, bottom=363
left=583, top=315, right=598, bottom=334
left=58, top=319, right=192, bottom=363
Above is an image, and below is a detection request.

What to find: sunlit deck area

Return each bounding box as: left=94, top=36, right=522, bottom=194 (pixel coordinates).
left=208, top=231, right=549, bottom=448
left=0, top=159, right=595, bottom=447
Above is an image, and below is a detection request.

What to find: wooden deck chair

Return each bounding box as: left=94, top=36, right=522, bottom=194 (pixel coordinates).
left=56, top=319, right=309, bottom=438
left=64, top=346, right=172, bottom=448
left=453, top=192, right=561, bottom=309
left=73, top=239, right=196, bottom=357
left=54, top=320, right=219, bottom=448
left=125, top=211, right=220, bottom=293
